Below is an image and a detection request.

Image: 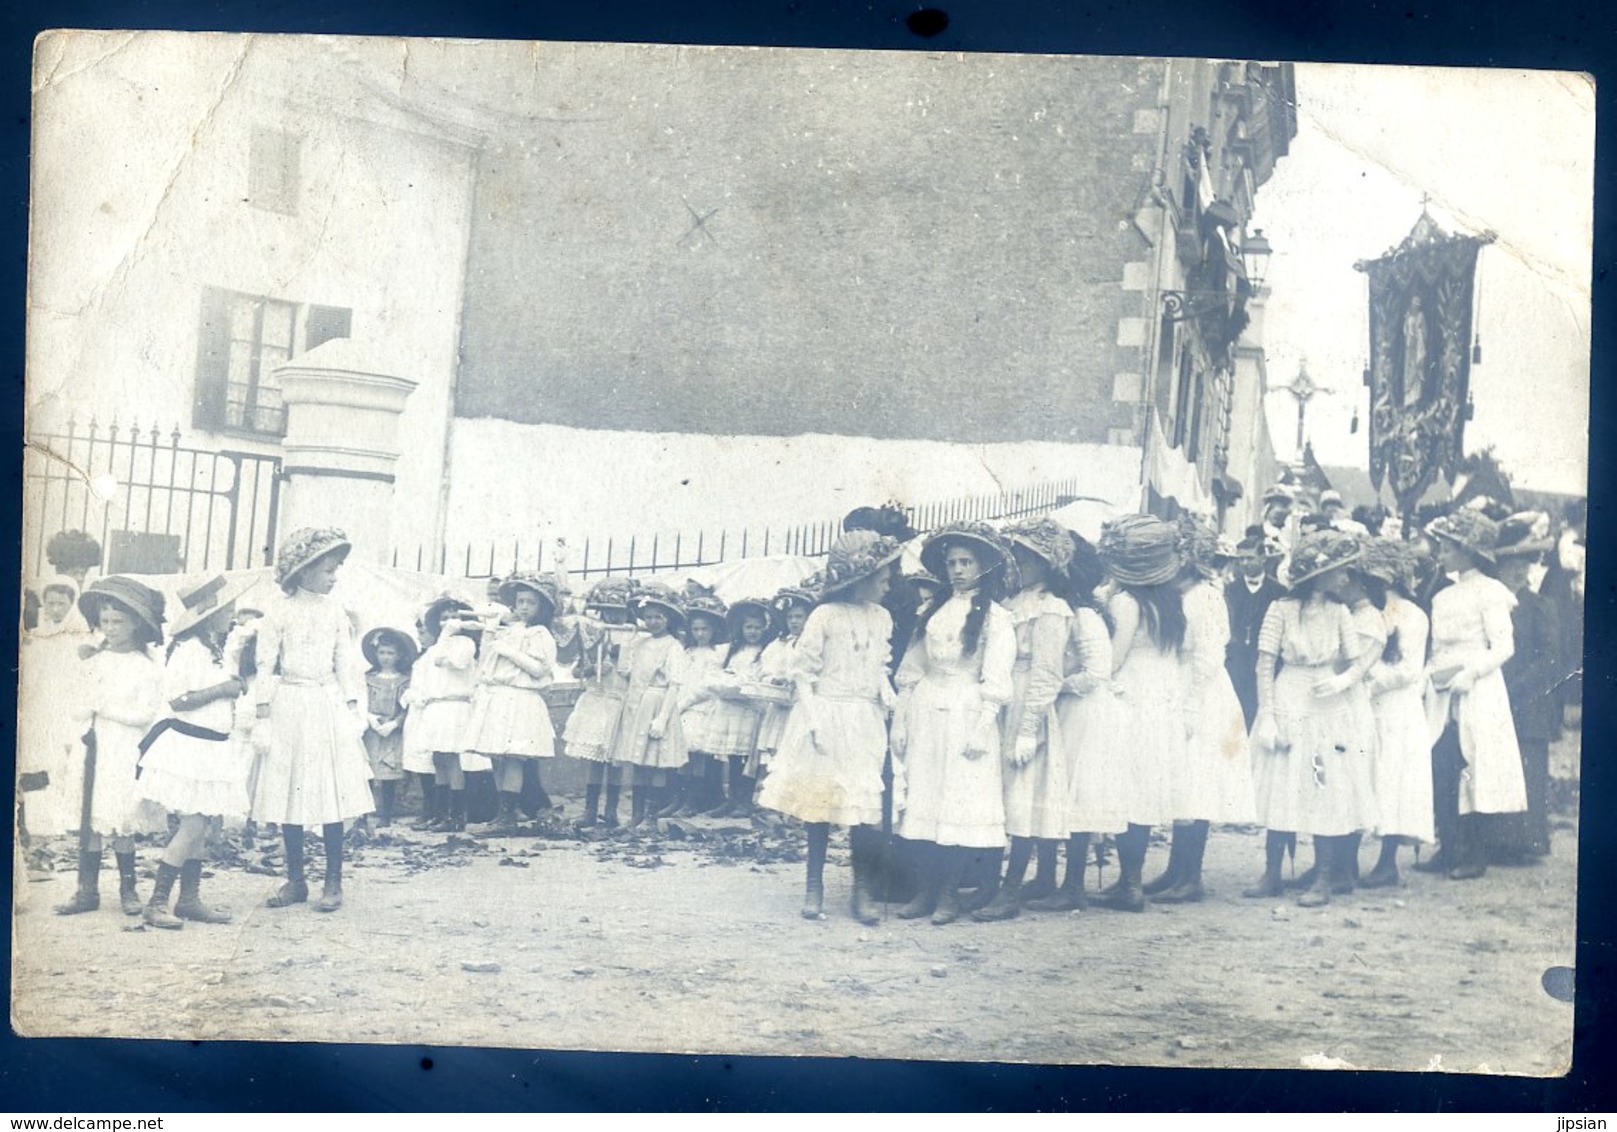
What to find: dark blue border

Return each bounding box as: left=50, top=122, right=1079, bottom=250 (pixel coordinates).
left=2, top=0, right=1614, bottom=1112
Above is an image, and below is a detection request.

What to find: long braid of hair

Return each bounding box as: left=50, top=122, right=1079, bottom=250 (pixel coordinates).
left=912, top=580, right=999, bottom=658
left=960, top=586, right=992, bottom=657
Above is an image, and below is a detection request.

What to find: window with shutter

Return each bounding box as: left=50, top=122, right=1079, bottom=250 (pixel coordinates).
left=193, top=288, right=352, bottom=439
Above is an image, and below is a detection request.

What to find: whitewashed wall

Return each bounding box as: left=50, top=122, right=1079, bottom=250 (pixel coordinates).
left=428, top=417, right=1145, bottom=569
left=27, top=33, right=477, bottom=563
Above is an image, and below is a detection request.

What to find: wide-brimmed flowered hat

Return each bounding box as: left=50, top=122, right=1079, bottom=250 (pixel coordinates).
left=1426, top=508, right=1500, bottom=564
left=79, top=576, right=166, bottom=643
left=629, top=582, right=687, bottom=631
left=771, top=582, right=819, bottom=614
left=1286, top=530, right=1362, bottom=588
left=169, top=572, right=259, bottom=639
left=1261, top=484, right=1296, bottom=506
left=822, top=530, right=906, bottom=598
left=682, top=593, right=729, bottom=637
left=584, top=576, right=638, bottom=611
left=919, top=520, right=1010, bottom=583
left=1002, top=517, right=1075, bottom=576
left=1175, top=513, right=1224, bottom=580
left=1235, top=530, right=1285, bottom=559
left=498, top=572, right=562, bottom=621
left=275, top=527, right=352, bottom=590
left=362, top=626, right=420, bottom=671
left=725, top=597, right=777, bottom=639
left=1098, top=515, right=1183, bottom=587
left=1356, top=538, right=1415, bottom=592
left=422, top=595, right=475, bottom=639
left=1494, top=511, right=1555, bottom=559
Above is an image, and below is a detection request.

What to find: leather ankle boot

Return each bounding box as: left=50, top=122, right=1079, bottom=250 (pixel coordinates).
left=1142, top=829, right=1184, bottom=896
left=175, top=859, right=232, bottom=923
left=412, top=784, right=442, bottom=831
left=576, top=783, right=602, bottom=829
left=973, top=880, right=1022, bottom=921
left=1297, top=840, right=1334, bottom=907
left=55, top=850, right=102, bottom=916
left=1155, top=823, right=1207, bottom=904
left=801, top=874, right=826, bottom=921
left=115, top=851, right=142, bottom=915
left=143, top=862, right=184, bottom=930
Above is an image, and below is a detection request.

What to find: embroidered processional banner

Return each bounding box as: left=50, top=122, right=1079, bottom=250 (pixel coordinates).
left=1356, top=212, right=1493, bottom=508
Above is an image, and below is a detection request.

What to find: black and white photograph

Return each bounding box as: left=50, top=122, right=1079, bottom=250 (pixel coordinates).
left=12, top=31, right=1591, bottom=1075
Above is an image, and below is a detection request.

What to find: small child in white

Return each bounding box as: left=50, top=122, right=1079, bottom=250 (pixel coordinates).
left=251, top=528, right=373, bottom=913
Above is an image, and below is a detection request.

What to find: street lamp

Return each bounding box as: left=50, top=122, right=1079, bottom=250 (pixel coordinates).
left=1160, top=227, right=1274, bottom=321
left=1242, top=228, right=1272, bottom=291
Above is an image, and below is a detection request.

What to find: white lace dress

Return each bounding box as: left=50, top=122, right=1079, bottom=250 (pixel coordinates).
left=757, top=602, right=894, bottom=827
left=1169, top=581, right=1257, bottom=824
left=1428, top=571, right=1527, bottom=815
left=249, top=590, right=373, bottom=827
left=892, top=592, right=1015, bottom=849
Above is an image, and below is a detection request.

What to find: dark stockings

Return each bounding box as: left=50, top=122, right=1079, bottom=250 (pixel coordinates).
left=802, top=822, right=830, bottom=919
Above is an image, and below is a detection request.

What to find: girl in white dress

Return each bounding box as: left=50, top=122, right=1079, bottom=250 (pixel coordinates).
left=1354, top=539, right=1434, bottom=888
left=1246, top=530, right=1379, bottom=907
left=18, top=576, right=95, bottom=843
left=464, top=574, right=561, bottom=831
left=136, top=574, right=258, bottom=928
left=402, top=598, right=479, bottom=832
left=566, top=577, right=639, bottom=829
left=1093, top=516, right=1187, bottom=912
left=1146, top=518, right=1256, bottom=904
left=612, top=586, right=689, bottom=825
left=52, top=577, right=167, bottom=918
left=892, top=521, right=1016, bottom=926
left=758, top=532, right=902, bottom=922
left=251, top=528, right=373, bottom=913
left=703, top=599, right=775, bottom=818
left=753, top=585, right=817, bottom=775
left=1025, top=531, right=1120, bottom=912
left=672, top=595, right=729, bottom=818
left=1425, top=509, right=1525, bottom=880
left=974, top=519, right=1074, bottom=921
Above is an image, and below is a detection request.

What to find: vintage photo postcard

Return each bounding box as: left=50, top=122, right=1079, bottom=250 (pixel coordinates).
left=14, top=31, right=1590, bottom=1073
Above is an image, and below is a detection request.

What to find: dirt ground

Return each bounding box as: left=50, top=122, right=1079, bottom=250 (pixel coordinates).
left=10, top=733, right=1579, bottom=1075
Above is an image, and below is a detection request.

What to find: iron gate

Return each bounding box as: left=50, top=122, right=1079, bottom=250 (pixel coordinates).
left=23, top=419, right=282, bottom=578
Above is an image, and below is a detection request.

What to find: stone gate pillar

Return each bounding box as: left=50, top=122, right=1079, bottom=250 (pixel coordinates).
left=273, top=340, right=418, bottom=564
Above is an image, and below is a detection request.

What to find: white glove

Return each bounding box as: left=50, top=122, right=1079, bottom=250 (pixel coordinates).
left=962, top=706, right=1000, bottom=761
left=1011, top=733, right=1039, bottom=766
left=1448, top=668, right=1477, bottom=694
left=1253, top=712, right=1284, bottom=753
left=1061, top=672, right=1099, bottom=697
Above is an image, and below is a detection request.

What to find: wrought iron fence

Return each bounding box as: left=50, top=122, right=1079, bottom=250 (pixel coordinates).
left=399, top=476, right=1086, bottom=580
left=23, top=419, right=283, bottom=578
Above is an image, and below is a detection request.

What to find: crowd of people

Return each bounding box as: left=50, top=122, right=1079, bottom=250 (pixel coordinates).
left=15, top=484, right=1584, bottom=931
